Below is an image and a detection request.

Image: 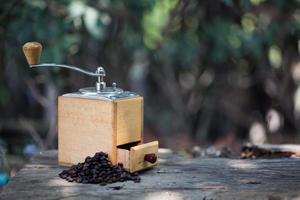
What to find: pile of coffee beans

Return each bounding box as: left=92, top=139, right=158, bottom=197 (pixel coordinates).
left=59, top=152, right=140, bottom=185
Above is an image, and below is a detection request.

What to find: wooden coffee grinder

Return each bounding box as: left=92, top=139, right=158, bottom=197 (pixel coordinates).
left=22, top=42, right=159, bottom=172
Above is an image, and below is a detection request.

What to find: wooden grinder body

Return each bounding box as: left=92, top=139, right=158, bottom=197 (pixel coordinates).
left=58, top=96, right=158, bottom=172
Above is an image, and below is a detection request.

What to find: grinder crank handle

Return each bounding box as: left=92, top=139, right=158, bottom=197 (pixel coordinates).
left=22, top=42, right=104, bottom=78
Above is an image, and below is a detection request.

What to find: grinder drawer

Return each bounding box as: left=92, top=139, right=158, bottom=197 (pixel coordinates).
left=117, top=141, right=159, bottom=172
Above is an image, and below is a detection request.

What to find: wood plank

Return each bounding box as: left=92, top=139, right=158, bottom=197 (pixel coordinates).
left=130, top=141, right=159, bottom=172
left=115, top=97, right=143, bottom=145
left=58, top=96, right=115, bottom=165
left=117, top=141, right=159, bottom=172
left=2, top=150, right=300, bottom=200
left=117, top=148, right=130, bottom=169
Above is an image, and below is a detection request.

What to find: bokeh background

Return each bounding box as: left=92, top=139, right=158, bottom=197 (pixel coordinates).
left=1, top=0, right=300, bottom=185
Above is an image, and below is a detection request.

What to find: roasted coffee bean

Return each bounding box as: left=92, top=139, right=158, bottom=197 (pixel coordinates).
left=85, top=156, right=92, bottom=162
left=59, top=151, right=141, bottom=185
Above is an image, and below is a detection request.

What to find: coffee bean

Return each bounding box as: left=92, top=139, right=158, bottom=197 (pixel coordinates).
left=59, top=151, right=141, bottom=185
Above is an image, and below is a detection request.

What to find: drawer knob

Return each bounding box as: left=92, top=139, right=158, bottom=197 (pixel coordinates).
left=144, top=153, right=157, bottom=164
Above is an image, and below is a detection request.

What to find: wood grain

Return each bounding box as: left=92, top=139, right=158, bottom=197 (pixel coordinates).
left=58, top=96, right=147, bottom=167
left=22, top=42, right=42, bottom=65
left=58, top=96, right=115, bottom=165
left=130, top=141, right=158, bottom=172
left=117, top=141, right=158, bottom=172
left=117, top=148, right=130, bottom=169
left=115, top=97, right=143, bottom=145
left=3, top=150, right=300, bottom=200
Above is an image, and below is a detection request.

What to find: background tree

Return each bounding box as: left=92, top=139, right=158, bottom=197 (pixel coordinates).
left=1, top=0, right=300, bottom=167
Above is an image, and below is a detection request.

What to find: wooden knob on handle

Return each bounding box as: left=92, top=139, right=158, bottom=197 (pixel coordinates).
left=22, top=42, right=42, bottom=65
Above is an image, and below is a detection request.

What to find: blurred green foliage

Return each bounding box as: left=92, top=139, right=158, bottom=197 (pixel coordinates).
left=1, top=0, right=300, bottom=152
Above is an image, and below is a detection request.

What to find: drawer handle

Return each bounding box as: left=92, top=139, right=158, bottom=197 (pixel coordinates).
left=144, top=153, right=157, bottom=164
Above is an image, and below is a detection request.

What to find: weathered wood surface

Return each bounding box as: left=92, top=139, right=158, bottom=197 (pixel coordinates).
left=2, top=150, right=300, bottom=200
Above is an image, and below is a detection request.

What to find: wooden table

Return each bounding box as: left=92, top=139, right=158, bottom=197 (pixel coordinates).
left=1, top=150, right=300, bottom=200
